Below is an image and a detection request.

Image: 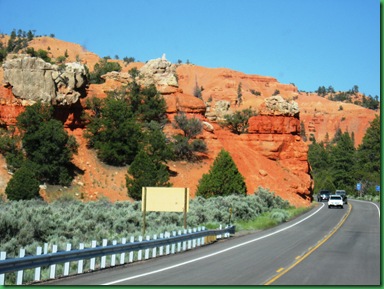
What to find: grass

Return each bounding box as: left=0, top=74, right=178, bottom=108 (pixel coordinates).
left=233, top=205, right=314, bottom=232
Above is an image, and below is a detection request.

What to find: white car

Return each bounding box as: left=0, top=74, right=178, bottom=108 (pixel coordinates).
left=328, top=195, right=344, bottom=209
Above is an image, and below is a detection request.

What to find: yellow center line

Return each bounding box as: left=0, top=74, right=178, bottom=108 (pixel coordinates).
left=264, top=203, right=352, bottom=285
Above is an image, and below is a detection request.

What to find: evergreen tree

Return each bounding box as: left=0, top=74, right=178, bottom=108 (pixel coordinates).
left=126, top=150, right=171, bottom=200
left=196, top=149, right=246, bottom=198
left=84, top=96, right=142, bottom=166
left=355, top=115, right=380, bottom=191
left=16, top=103, right=78, bottom=185
left=237, top=82, right=243, bottom=106
left=329, top=131, right=356, bottom=191
left=5, top=162, right=40, bottom=201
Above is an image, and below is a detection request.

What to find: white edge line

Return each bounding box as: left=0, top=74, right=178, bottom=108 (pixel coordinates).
left=102, top=203, right=325, bottom=285
left=351, top=199, right=380, bottom=217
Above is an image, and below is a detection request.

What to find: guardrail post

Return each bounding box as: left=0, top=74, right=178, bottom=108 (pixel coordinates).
left=90, top=241, right=97, bottom=270
left=0, top=251, right=6, bottom=285
left=111, top=240, right=117, bottom=266
left=201, top=226, right=205, bottom=245
left=171, top=231, right=176, bottom=254
left=78, top=243, right=84, bottom=274
left=182, top=229, right=187, bottom=251
left=49, top=245, right=57, bottom=279
left=217, top=224, right=222, bottom=239
left=17, top=248, right=25, bottom=285
left=192, top=228, right=197, bottom=248
left=152, top=235, right=157, bottom=258
left=101, top=239, right=108, bottom=269
left=177, top=230, right=182, bottom=252
left=145, top=236, right=150, bottom=259
left=129, top=236, right=134, bottom=263
left=187, top=229, right=192, bottom=250
left=120, top=238, right=126, bottom=265
left=63, top=243, right=72, bottom=276
left=197, top=227, right=201, bottom=247
left=165, top=232, right=170, bottom=255
left=43, top=243, right=48, bottom=254
left=34, top=246, right=42, bottom=282
left=137, top=236, right=143, bottom=261
left=159, top=233, right=164, bottom=256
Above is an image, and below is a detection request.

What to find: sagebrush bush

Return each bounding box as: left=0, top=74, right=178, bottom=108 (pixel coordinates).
left=0, top=187, right=290, bottom=259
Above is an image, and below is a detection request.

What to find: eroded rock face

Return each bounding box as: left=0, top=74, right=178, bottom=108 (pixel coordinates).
left=138, top=55, right=178, bottom=94
left=259, top=95, right=299, bottom=117
left=2, top=55, right=87, bottom=105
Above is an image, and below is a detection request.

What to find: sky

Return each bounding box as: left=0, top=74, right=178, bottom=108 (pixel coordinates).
left=0, top=0, right=380, bottom=97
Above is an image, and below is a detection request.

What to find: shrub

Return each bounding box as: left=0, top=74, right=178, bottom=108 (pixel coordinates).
left=196, top=149, right=246, bottom=198
left=89, top=58, right=121, bottom=84
left=5, top=163, right=40, bottom=201
left=223, top=108, right=257, bottom=135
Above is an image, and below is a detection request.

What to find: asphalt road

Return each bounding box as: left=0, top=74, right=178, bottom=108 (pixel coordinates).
left=44, top=199, right=380, bottom=285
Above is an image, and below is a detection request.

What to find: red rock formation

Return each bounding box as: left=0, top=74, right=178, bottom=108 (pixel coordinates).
left=0, top=37, right=379, bottom=207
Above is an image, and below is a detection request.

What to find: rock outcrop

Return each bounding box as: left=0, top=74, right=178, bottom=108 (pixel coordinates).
left=138, top=54, right=178, bottom=94
left=2, top=54, right=87, bottom=105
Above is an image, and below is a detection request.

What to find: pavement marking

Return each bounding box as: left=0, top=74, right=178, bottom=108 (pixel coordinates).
left=102, top=203, right=325, bottom=285
left=276, top=268, right=284, bottom=273
left=263, top=203, right=352, bottom=285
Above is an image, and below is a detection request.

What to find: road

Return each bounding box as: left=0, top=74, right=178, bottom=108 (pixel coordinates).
left=45, top=199, right=380, bottom=285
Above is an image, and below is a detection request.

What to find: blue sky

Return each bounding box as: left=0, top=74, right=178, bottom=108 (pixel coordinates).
left=0, top=0, right=380, bottom=97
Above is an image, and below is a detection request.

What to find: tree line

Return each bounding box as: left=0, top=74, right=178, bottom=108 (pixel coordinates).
left=308, top=115, right=380, bottom=198
left=315, top=84, right=379, bottom=111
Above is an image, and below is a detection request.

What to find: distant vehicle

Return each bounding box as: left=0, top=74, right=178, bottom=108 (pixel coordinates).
left=328, top=195, right=344, bottom=209
left=317, top=190, right=331, bottom=202
left=335, top=190, right=348, bottom=204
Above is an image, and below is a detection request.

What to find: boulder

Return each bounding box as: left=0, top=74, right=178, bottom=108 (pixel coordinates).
left=2, top=54, right=87, bottom=105
left=259, top=95, right=299, bottom=117
left=138, top=55, right=178, bottom=94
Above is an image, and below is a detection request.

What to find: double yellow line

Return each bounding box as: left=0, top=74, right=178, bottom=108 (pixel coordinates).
left=264, top=203, right=352, bottom=285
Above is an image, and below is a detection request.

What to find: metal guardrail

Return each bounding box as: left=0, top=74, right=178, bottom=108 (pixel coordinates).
left=0, top=225, right=235, bottom=275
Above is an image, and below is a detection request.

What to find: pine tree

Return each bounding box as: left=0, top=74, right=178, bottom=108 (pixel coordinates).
left=196, top=149, right=246, bottom=198
left=355, top=115, right=380, bottom=191
left=126, top=150, right=171, bottom=200
left=5, top=162, right=40, bottom=200
left=329, top=131, right=356, bottom=191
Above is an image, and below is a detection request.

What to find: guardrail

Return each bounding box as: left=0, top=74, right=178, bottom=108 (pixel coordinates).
left=0, top=225, right=235, bottom=285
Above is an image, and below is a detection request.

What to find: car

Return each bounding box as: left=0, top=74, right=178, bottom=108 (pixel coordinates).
left=328, top=195, right=344, bottom=209
left=335, top=189, right=348, bottom=204
left=317, top=190, right=331, bottom=202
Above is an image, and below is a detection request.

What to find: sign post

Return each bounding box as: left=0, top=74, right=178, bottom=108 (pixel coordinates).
left=142, top=187, right=190, bottom=234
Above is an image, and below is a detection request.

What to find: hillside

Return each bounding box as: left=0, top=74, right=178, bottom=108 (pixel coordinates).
left=0, top=36, right=379, bottom=207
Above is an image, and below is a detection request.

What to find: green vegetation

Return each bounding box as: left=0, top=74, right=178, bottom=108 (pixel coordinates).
left=316, top=84, right=379, bottom=110
left=236, top=82, right=243, bottom=105
left=223, top=108, right=257, bottom=135
left=5, top=162, right=40, bottom=201
left=84, top=95, right=142, bottom=166
left=0, top=187, right=291, bottom=259
left=89, top=57, right=122, bottom=84
left=0, top=102, right=78, bottom=196
left=84, top=70, right=168, bottom=167
left=0, top=29, right=35, bottom=62
left=196, top=149, right=246, bottom=198
left=171, top=112, right=207, bottom=161
left=308, top=115, right=380, bottom=199
left=16, top=102, right=78, bottom=186
left=250, top=89, right=261, bottom=96
left=25, top=47, right=51, bottom=63
left=193, top=79, right=203, bottom=99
